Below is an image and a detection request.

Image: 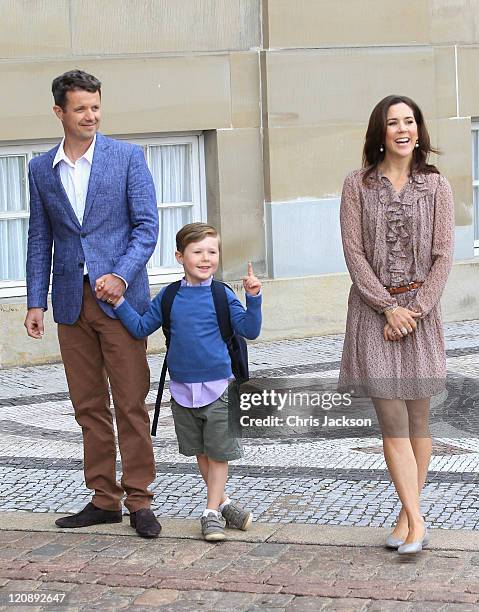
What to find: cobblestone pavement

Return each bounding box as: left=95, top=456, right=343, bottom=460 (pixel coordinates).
left=0, top=321, right=479, bottom=531
left=1, top=321, right=479, bottom=609
left=1, top=527, right=479, bottom=611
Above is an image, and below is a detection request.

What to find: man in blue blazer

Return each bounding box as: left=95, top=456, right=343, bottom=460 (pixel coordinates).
left=25, top=70, right=161, bottom=538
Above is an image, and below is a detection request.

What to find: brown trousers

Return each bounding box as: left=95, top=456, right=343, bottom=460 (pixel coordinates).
left=58, top=280, right=155, bottom=512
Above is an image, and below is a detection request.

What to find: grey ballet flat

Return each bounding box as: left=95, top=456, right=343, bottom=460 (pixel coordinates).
left=397, top=525, right=429, bottom=555
left=385, top=534, right=405, bottom=549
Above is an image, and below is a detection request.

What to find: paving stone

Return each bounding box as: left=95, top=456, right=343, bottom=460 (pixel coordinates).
left=96, top=574, right=159, bottom=589
left=132, top=588, right=180, bottom=607
left=251, top=593, right=295, bottom=607
left=65, top=583, right=114, bottom=605
left=410, top=590, right=478, bottom=604
left=27, top=543, right=71, bottom=557
left=201, top=590, right=258, bottom=611
left=29, top=560, right=88, bottom=573
left=0, top=532, right=27, bottom=544
left=219, top=581, right=281, bottom=594
left=0, top=547, right=25, bottom=560
left=286, top=596, right=343, bottom=611
left=349, top=588, right=411, bottom=601
left=281, top=583, right=351, bottom=598
left=0, top=579, right=43, bottom=591
left=0, top=567, right=43, bottom=581
left=41, top=571, right=100, bottom=585
left=361, top=602, right=410, bottom=611
left=81, top=586, right=142, bottom=610
left=158, top=578, right=219, bottom=592
left=147, top=567, right=210, bottom=581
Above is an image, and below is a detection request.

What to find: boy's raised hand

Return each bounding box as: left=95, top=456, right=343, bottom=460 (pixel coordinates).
left=243, top=262, right=262, bottom=296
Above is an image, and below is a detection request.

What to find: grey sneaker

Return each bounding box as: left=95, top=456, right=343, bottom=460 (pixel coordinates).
left=221, top=501, right=253, bottom=531
left=200, top=512, right=226, bottom=542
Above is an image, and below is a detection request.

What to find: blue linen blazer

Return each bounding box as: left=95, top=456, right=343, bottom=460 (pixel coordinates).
left=26, top=132, right=159, bottom=324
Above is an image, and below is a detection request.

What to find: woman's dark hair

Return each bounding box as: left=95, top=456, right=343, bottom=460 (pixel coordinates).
left=52, top=70, right=101, bottom=109
left=362, top=94, right=439, bottom=183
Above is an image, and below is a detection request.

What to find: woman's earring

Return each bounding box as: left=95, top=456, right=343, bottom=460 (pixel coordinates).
left=379, top=145, right=384, bottom=152
left=415, top=140, right=419, bottom=148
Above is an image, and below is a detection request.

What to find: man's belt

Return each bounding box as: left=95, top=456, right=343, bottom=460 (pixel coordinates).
left=385, top=281, right=423, bottom=295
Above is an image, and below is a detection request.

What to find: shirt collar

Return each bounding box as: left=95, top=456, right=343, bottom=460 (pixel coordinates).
left=52, top=134, right=96, bottom=168
left=375, top=165, right=425, bottom=184
left=180, top=276, right=213, bottom=287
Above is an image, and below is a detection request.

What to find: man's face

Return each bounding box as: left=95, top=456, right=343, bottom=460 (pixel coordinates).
left=53, top=89, right=101, bottom=142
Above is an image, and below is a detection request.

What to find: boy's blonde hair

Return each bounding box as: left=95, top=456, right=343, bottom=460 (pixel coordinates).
left=176, top=223, right=220, bottom=253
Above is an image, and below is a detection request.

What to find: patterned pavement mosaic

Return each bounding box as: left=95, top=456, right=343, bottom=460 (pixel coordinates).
left=0, top=320, right=478, bottom=530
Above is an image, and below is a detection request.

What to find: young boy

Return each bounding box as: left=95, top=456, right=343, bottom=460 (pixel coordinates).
left=106, top=223, right=262, bottom=541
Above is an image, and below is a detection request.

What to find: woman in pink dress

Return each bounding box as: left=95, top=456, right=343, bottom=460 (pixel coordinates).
left=339, top=95, right=455, bottom=554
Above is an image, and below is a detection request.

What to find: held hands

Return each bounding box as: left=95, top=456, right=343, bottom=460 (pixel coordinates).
left=243, top=262, right=261, bottom=296
left=95, top=274, right=126, bottom=305
left=24, top=308, right=45, bottom=339
left=383, top=306, right=421, bottom=341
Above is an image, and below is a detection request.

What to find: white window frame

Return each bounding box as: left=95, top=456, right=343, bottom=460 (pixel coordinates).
left=0, top=133, right=207, bottom=298
left=0, top=142, right=55, bottom=299
left=472, top=122, right=479, bottom=255
left=123, top=133, right=207, bottom=284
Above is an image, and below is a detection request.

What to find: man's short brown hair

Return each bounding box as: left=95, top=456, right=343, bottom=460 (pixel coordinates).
left=176, top=223, right=220, bottom=253
left=52, top=70, right=101, bottom=109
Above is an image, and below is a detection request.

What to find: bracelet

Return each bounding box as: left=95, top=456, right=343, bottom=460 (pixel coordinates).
left=384, top=305, right=399, bottom=314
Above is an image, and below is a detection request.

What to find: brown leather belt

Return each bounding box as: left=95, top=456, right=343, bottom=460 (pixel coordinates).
left=385, top=281, right=423, bottom=295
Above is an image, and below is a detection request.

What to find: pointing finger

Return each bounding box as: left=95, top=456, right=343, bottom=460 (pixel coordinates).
left=247, top=262, right=254, bottom=277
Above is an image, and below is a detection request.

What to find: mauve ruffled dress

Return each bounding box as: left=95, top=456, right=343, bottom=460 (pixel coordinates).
left=338, top=168, right=455, bottom=399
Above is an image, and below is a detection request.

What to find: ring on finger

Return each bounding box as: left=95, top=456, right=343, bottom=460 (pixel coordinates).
left=400, top=327, right=408, bottom=335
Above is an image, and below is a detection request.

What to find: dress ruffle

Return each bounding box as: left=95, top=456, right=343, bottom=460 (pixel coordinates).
left=379, top=173, right=428, bottom=287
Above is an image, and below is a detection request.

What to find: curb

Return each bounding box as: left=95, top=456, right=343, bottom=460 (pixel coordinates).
left=1, top=512, right=479, bottom=551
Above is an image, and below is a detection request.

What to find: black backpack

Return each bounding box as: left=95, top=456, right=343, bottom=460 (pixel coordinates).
left=150, top=279, right=249, bottom=436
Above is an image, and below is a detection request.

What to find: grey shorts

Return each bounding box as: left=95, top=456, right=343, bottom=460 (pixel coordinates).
left=170, top=389, right=243, bottom=462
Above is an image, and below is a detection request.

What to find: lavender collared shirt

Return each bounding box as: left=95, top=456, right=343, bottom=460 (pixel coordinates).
left=169, top=277, right=230, bottom=408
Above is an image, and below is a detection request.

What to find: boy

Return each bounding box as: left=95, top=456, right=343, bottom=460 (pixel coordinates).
left=103, top=223, right=262, bottom=541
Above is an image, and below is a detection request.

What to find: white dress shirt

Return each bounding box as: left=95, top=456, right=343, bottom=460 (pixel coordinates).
left=52, top=135, right=95, bottom=226
left=52, top=136, right=95, bottom=276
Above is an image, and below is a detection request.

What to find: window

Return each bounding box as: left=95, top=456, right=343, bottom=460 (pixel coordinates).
left=473, top=123, right=479, bottom=254
left=0, top=143, right=53, bottom=298
left=0, top=134, right=206, bottom=297
left=130, top=135, right=206, bottom=283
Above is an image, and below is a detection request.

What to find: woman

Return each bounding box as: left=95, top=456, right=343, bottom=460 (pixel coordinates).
left=339, top=95, right=455, bottom=554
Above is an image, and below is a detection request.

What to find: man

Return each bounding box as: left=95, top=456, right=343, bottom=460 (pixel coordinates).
left=25, top=70, right=161, bottom=538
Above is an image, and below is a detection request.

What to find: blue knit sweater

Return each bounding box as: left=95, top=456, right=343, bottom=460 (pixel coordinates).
left=115, top=285, right=262, bottom=383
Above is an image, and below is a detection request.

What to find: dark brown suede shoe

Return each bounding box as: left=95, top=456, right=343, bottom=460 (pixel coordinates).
left=55, top=502, right=122, bottom=528
left=129, top=508, right=162, bottom=538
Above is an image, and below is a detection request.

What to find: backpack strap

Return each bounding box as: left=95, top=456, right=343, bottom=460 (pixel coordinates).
left=211, top=279, right=234, bottom=342
left=151, top=280, right=181, bottom=436
left=211, top=279, right=249, bottom=384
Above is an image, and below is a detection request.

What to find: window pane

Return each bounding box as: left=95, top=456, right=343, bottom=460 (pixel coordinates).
left=149, top=144, right=192, bottom=203
left=473, top=132, right=479, bottom=181
left=0, top=218, right=28, bottom=280
left=474, top=187, right=479, bottom=241
left=0, top=156, right=27, bottom=213
left=148, top=206, right=193, bottom=269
